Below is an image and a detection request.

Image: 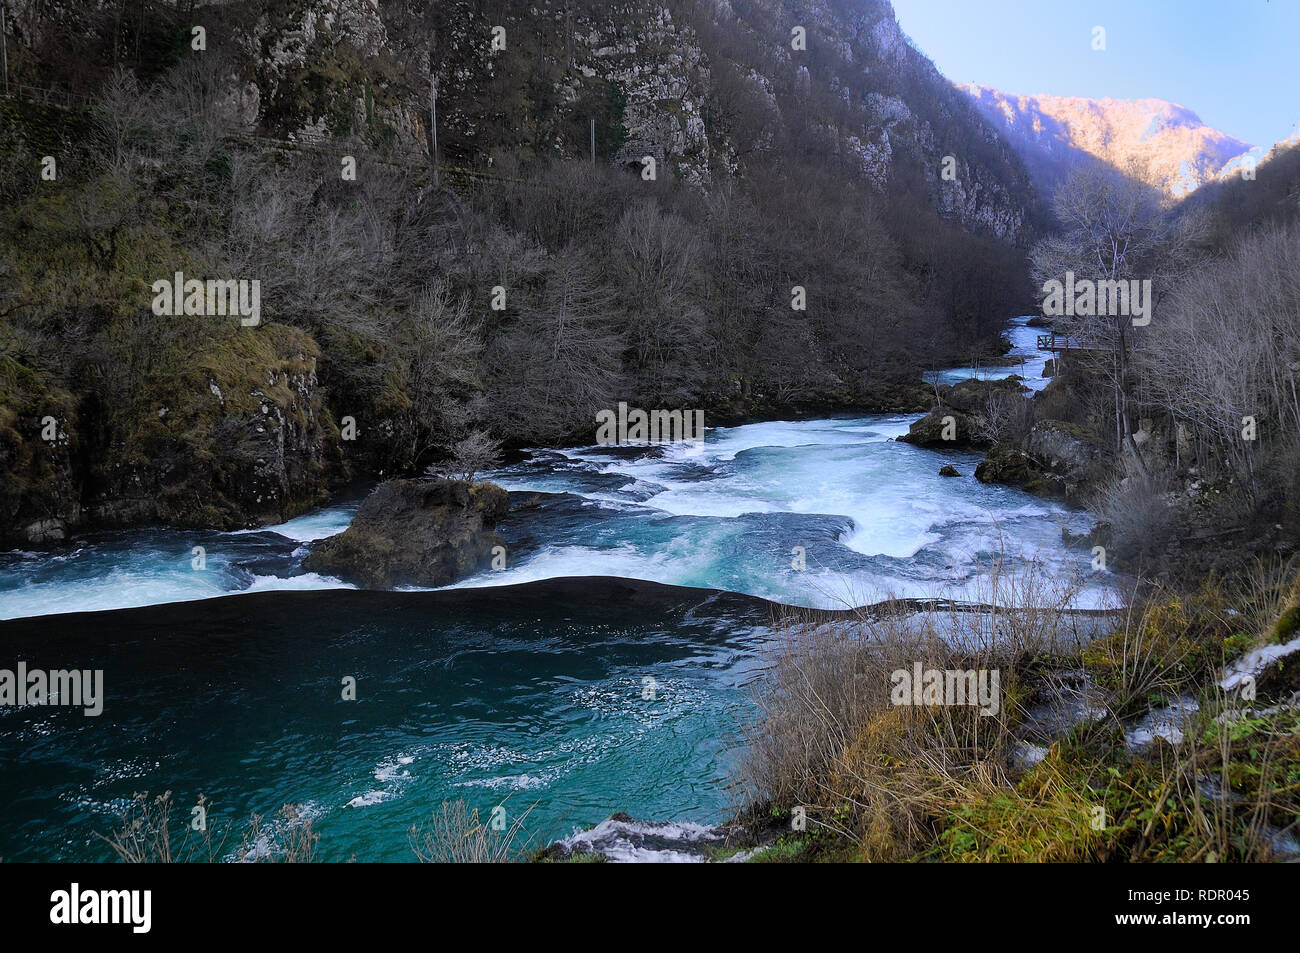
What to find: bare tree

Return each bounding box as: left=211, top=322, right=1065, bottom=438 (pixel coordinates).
left=487, top=247, right=624, bottom=441
left=426, top=430, right=502, bottom=483
left=977, top=390, right=1034, bottom=446
left=1139, top=223, right=1300, bottom=501
left=93, top=67, right=151, bottom=173
left=1031, top=162, right=1207, bottom=450
left=609, top=199, right=707, bottom=399
left=396, top=281, right=484, bottom=466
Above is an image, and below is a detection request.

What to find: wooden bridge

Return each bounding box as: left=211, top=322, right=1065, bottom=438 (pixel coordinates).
left=1036, top=331, right=1105, bottom=353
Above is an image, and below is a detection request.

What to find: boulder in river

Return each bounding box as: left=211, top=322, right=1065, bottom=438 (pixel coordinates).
left=303, top=478, right=510, bottom=588
left=974, top=444, right=1064, bottom=499
left=898, top=407, right=981, bottom=448
left=939, top=465, right=961, bottom=477
left=940, top=376, right=1029, bottom=414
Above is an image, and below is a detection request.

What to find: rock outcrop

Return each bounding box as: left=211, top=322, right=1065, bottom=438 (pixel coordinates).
left=974, top=444, right=1060, bottom=498
left=0, top=324, right=340, bottom=547
left=303, top=479, right=510, bottom=588
left=1023, top=420, right=1106, bottom=489
left=942, top=376, right=1028, bottom=413
left=898, top=406, right=980, bottom=449
left=974, top=419, right=1105, bottom=502
left=898, top=377, right=1028, bottom=449
left=0, top=359, right=79, bottom=547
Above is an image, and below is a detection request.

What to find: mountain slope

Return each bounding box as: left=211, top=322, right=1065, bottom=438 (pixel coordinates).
left=4, top=0, right=1041, bottom=242
left=0, top=0, right=1044, bottom=543
left=960, top=84, right=1252, bottom=200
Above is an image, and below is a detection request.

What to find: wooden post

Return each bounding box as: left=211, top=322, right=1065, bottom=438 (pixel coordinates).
left=590, top=118, right=595, bottom=164
left=1, top=4, right=9, bottom=98
left=429, top=76, right=439, bottom=185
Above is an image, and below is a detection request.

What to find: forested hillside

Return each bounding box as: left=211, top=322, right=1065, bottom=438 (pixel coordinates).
left=959, top=134, right=1300, bottom=579
left=0, top=0, right=1040, bottom=544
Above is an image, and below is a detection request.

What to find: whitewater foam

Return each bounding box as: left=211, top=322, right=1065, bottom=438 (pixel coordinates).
left=559, top=817, right=721, bottom=863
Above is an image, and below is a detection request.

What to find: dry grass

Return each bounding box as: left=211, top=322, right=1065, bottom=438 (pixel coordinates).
left=100, top=792, right=225, bottom=863
left=737, top=558, right=1300, bottom=862
left=235, top=804, right=320, bottom=863
left=101, top=792, right=318, bottom=863
left=409, top=800, right=536, bottom=863
left=738, top=557, right=1094, bottom=859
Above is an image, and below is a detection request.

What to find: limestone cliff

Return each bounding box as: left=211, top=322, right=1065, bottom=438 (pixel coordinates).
left=204, top=0, right=1040, bottom=242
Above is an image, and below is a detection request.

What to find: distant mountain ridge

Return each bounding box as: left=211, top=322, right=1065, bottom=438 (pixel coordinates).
left=959, top=84, right=1254, bottom=200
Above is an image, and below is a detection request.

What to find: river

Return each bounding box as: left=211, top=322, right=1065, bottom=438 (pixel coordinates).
left=0, top=317, right=1111, bottom=861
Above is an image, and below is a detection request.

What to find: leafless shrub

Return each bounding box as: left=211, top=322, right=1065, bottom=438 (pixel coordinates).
left=426, top=429, right=502, bottom=483
left=100, top=793, right=318, bottom=862
left=1089, top=457, right=1178, bottom=571
left=977, top=390, right=1034, bottom=445
left=99, top=791, right=225, bottom=863
left=235, top=805, right=319, bottom=863
left=409, top=800, right=535, bottom=863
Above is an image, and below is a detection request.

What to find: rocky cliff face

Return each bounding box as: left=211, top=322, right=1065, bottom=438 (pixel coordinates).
left=0, top=364, right=78, bottom=546
left=0, top=321, right=341, bottom=548
left=693, top=0, right=1037, bottom=240
left=961, top=84, right=1253, bottom=200
left=82, top=335, right=340, bottom=534
left=210, top=0, right=1039, bottom=242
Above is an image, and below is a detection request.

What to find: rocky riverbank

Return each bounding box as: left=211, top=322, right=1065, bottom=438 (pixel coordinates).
left=543, top=575, right=1300, bottom=863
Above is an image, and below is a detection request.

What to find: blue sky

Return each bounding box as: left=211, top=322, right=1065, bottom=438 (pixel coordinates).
left=889, top=0, right=1299, bottom=148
